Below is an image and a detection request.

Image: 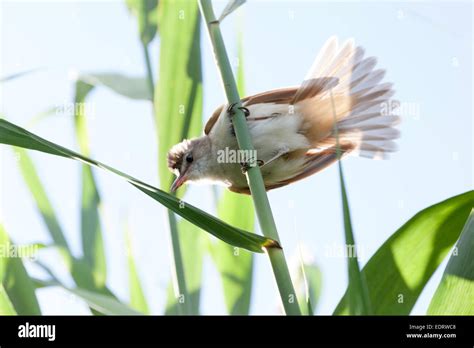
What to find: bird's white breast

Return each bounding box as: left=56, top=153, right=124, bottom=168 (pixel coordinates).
left=208, top=103, right=310, bottom=188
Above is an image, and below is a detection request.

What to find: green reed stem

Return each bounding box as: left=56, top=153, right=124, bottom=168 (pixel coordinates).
left=198, top=0, right=301, bottom=315
left=143, top=41, right=191, bottom=314
left=330, top=90, right=371, bottom=315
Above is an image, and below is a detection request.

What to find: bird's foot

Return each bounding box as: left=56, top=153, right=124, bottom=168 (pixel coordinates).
left=240, top=159, right=264, bottom=174
left=228, top=103, right=250, bottom=137
left=226, top=102, right=237, bottom=115
left=240, top=162, right=250, bottom=174
left=239, top=106, right=250, bottom=117
left=227, top=102, right=250, bottom=118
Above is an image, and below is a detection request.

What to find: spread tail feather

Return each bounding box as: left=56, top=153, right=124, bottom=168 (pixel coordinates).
left=298, top=36, right=400, bottom=159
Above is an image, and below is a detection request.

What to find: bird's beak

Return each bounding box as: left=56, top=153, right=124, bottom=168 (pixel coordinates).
left=170, top=173, right=188, bottom=192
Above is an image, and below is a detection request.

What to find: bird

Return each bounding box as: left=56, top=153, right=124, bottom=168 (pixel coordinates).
left=167, top=36, right=400, bottom=194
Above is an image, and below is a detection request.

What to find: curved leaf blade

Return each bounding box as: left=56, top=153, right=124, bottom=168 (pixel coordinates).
left=78, top=73, right=152, bottom=101
left=37, top=279, right=141, bottom=315
left=0, top=225, right=41, bottom=315
left=70, top=287, right=140, bottom=315
left=134, top=185, right=273, bottom=253
left=334, top=190, right=474, bottom=315
left=427, top=210, right=474, bottom=315
left=0, top=119, right=277, bottom=253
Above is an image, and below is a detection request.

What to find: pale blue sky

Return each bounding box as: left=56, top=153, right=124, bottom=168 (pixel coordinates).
left=0, top=0, right=472, bottom=314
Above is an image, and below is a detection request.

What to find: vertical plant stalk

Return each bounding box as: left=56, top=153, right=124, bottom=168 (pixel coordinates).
left=198, top=0, right=301, bottom=315
left=142, top=42, right=155, bottom=97
left=166, top=209, right=190, bottom=314
left=74, top=81, right=107, bottom=290
left=142, top=41, right=191, bottom=315
left=329, top=90, right=371, bottom=315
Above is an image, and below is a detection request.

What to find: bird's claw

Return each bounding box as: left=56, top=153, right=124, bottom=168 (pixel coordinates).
left=227, top=102, right=238, bottom=115
left=228, top=103, right=250, bottom=137
left=227, top=103, right=250, bottom=118
left=240, top=162, right=251, bottom=174
left=240, top=159, right=264, bottom=174
left=239, top=106, right=250, bottom=117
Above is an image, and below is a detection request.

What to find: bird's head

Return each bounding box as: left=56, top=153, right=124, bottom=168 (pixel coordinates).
left=167, top=136, right=211, bottom=192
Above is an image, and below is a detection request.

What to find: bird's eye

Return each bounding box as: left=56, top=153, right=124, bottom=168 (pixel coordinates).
left=185, top=153, right=193, bottom=163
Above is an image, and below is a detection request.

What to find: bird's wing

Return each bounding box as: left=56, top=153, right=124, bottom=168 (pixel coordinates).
left=204, top=104, right=224, bottom=135
left=204, top=87, right=297, bottom=135
left=272, top=143, right=354, bottom=188
left=204, top=79, right=337, bottom=135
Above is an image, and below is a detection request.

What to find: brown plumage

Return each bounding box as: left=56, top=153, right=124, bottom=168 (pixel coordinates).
left=167, top=37, right=400, bottom=193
